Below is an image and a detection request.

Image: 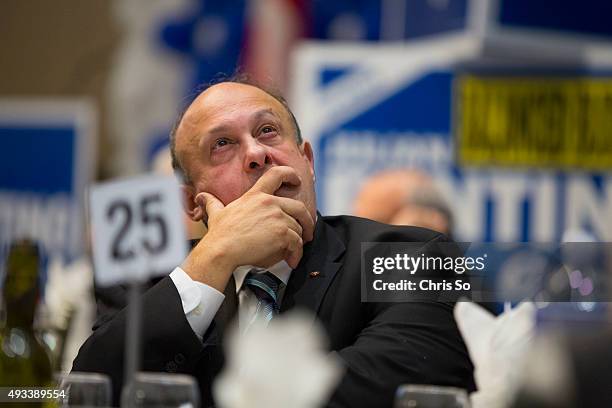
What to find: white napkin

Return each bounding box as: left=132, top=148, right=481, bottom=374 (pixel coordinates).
left=454, top=302, right=536, bottom=408
left=213, top=310, right=344, bottom=408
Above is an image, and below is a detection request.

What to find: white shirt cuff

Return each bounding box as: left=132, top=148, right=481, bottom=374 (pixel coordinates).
left=169, top=267, right=225, bottom=339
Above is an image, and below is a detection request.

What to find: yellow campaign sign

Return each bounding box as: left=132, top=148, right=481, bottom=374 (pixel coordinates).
left=455, top=75, right=612, bottom=170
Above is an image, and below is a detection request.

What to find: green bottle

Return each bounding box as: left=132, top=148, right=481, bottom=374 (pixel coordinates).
left=0, top=240, right=54, bottom=407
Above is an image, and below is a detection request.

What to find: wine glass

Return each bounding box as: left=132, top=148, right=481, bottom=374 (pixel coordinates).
left=121, top=372, right=200, bottom=408
left=57, top=371, right=112, bottom=407
left=394, top=384, right=470, bottom=408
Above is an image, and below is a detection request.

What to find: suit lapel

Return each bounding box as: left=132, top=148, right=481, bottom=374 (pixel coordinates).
left=199, top=276, right=237, bottom=346
left=214, top=275, right=238, bottom=335
left=280, top=217, right=345, bottom=318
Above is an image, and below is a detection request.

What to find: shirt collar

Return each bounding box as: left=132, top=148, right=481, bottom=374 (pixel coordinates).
left=233, top=261, right=292, bottom=294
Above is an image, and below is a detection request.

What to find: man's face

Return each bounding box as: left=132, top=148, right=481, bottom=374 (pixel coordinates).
left=175, top=82, right=317, bottom=221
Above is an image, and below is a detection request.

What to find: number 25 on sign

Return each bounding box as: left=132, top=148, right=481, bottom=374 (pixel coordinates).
left=89, top=175, right=187, bottom=287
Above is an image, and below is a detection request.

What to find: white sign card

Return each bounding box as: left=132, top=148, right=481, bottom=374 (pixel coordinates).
left=89, top=174, right=187, bottom=286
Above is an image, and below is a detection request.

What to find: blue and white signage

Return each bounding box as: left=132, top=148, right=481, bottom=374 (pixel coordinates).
left=291, top=35, right=612, bottom=242
left=0, top=99, right=96, bottom=260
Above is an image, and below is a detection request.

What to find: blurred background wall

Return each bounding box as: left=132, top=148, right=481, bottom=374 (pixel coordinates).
left=0, top=0, right=118, bottom=177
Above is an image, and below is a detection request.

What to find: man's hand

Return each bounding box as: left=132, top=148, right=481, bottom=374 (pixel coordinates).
left=181, top=166, right=315, bottom=292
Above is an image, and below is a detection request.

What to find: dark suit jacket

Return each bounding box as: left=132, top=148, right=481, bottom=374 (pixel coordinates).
left=73, top=215, right=475, bottom=407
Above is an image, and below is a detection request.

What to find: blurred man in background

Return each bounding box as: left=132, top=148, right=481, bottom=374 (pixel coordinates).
left=73, top=77, right=474, bottom=407
left=353, top=169, right=453, bottom=237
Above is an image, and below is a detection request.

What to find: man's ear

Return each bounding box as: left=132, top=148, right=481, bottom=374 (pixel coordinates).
left=302, top=141, right=315, bottom=180
left=181, top=184, right=204, bottom=221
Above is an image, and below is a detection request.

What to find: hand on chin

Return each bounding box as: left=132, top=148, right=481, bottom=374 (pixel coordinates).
left=274, top=183, right=300, bottom=199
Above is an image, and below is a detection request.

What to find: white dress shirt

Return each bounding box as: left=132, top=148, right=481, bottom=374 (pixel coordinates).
left=169, top=261, right=292, bottom=339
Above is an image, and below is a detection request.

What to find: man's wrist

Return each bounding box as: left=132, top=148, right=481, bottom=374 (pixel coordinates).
left=181, top=238, right=235, bottom=293
left=170, top=267, right=225, bottom=340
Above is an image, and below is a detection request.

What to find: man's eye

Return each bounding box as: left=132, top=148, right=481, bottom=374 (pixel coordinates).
left=213, top=138, right=231, bottom=149
left=261, top=126, right=277, bottom=135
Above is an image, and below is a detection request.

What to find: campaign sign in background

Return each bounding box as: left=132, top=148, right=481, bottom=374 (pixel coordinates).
left=0, top=99, right=96, bottom=266
left=291, top=35, right=612, bottom=243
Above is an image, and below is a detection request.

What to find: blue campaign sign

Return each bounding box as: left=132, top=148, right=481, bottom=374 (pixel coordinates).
left=498, top=0, right=612, bottom=39
left=312, top=0, right=468, bottom=41
left=292, top=36, right=612, bottom=243
left=0, top=127, right=75, bottom=193
left=0, top=100, right=96, bottom=261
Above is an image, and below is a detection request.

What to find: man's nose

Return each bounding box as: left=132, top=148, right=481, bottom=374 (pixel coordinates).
left=243, top=138, right=271, bottom=171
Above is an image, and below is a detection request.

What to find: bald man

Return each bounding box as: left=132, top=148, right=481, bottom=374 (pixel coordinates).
left=74, top=77, right=474, bottom=407
left=354, top=170, right=453, bottom=236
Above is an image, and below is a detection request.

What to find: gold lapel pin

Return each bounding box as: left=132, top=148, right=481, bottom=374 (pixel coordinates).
left=309, top=271, right=321, bottom=278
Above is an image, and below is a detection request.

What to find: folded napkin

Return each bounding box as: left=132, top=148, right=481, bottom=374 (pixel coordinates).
left=214, top=310, right=344, bottom=408
left=454, top=302, right=536, bottom=408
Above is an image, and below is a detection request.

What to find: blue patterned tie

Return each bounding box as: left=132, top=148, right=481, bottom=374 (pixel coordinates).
left=244, top=270, right=284, bottom=325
